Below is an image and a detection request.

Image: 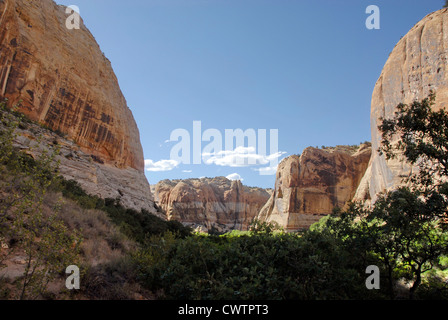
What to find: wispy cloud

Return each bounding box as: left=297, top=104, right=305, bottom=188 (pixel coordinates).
left=226, top=173, right=243, bottom=181
left=202, top=146, right=286, bottom=168
left=182, top=169, right=193, bottom=173
left=145, top=159, right=179, bottom=172
left=252, top=165, right=278, bottom=176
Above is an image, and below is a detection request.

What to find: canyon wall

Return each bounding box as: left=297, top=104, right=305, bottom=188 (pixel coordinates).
left=154, top=177, right=271, bottom=232
left=257, top=144, right=371, bottom=231
left=355, top=9, right=448, bottom=202
left=0, top=0, right=156, bottom=213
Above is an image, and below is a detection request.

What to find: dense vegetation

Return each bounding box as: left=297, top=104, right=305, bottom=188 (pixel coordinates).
left=0, top=101, right=190, bottom=299
left=1, top=92, right=448, bottom=300
left=131, top=215, right=447, bottom=300
left=133, top=223, right=383, bottom=300
left=132, top=92, right=448, bottom=300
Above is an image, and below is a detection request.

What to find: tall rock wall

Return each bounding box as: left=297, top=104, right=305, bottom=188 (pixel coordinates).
left=154, top=177, right=271, bottom=232
left=0, top=0, right=143, bottom=170
left=355, top=9, right=448, bottom=202
left=0, top=0, right=156, bottom=213
left=258, top=144, right=371, bottom=231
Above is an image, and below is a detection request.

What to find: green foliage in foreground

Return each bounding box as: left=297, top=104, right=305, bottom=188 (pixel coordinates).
left=0, top=102, right=81, bottom=299
left=133, top=92, right=448, bottom=300
left=0, top=100, right=191, bottom=299
left=133, top=225, right=384, bottom=300
left=3, top=92, right=448, bottom=300
left=132, top=216, right=448, bottom=300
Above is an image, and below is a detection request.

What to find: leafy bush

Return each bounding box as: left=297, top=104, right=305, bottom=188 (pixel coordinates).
left=134, top=226, right=385, bottom=300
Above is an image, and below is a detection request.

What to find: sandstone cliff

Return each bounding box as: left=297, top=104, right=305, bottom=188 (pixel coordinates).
left=8, top=117, right=161, bottom=215
left=257, top=144, right=371, bottom=231
left=0, top=0, right=156, bottom=213
left=355, top=9, right=448, bottom=202
left=154, top=177, right=272, bottom=232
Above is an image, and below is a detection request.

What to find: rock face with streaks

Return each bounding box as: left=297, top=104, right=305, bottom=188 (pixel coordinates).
left=354, top=9, right=448, bottom=203
left=257, top=144, right=371, bottom=231
left=7, top=118, right=160, bottom=215
left=154, top=177, right=272, bottom=232
left=0, top=0, right=156, bottom=213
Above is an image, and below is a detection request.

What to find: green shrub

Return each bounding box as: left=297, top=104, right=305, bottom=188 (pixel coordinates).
left=0, top=101, right=82, bottom=299
left=134, top=226, right=384, bottom=300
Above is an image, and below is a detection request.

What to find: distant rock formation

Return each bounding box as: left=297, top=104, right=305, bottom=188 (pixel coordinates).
left=355, top=9, right=448, bottom=203
left=0, top=0, right=156, bottom=213
left=154, top=177, right=272, bottom=232
left=257, top=144, right=371, bottom=231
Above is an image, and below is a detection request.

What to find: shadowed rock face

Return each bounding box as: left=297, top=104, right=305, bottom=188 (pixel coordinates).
left=257, top=144, right=371, bottom=231
left=0, top=0, right=143, bottom=171
left=0, top=0, right=156, bottom=212
left=154, top=177, right=272, bottom=232
left=355, top=9, right=448, bottom=203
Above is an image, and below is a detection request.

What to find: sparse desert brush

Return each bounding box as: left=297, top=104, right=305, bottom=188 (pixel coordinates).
left=79, top=255, right=147, bottom=300
left=42, top=192, right=135, bottom=265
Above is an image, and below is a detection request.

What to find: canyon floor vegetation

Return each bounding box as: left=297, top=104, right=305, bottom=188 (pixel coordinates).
left=1, top=94, right=448, bottom=300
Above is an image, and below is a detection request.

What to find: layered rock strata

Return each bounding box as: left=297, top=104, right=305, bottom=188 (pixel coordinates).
left=0, top=0, right=156, bottom=213
left=154, top=177, right=271, bottom=232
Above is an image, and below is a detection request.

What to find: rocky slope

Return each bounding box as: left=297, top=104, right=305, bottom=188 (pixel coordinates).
left=0, top=0, right=156, bottom=212
left=154, top=177, right=272, bottom=232
left=7, top=115, right=159, bottom=215
left=257, top=144, right=371, bottom=231
left=355, top=9, right=448, bottom=202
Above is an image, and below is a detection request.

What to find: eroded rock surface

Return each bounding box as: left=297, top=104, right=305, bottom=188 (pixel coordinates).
left=0, top=0, right=156, bottom=212
left=154, top=177, right=271, bottom=232
left=8, top=116, right=159, bottom=215
left=355, top=9, right=448, bottom=202
left=258, top=144, right=371, bottom=231
left=0, top=0, right=144, bottom=170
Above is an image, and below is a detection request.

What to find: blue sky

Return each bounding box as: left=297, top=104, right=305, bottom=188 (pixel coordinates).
left=57, top=0, right=444, bottom=188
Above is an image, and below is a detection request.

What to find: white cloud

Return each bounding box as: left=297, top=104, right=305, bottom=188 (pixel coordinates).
left=145, top=159, right=179, bottom=172
left=252, top=165, right=278, bottom=176
left=203, top=146, right=286, bottom=168
left=182, top=170, right=193, bottom=173
left=226, top=173, right=243, bottom=181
